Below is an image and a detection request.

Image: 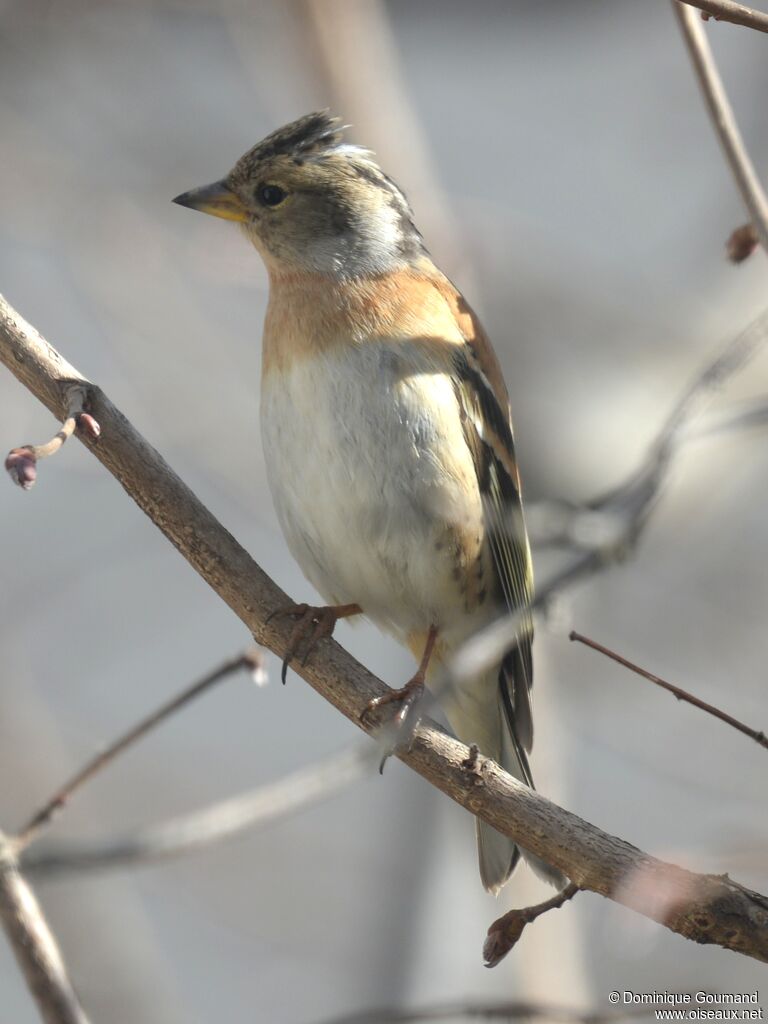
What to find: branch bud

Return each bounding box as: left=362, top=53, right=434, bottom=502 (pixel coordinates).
left=727, top=224, right=759, bottom=264
left=483, top=910, right=527, bottom=967
left=77, top=412, right=101, bottom=440
left=5, top=448, right=37, bottom=490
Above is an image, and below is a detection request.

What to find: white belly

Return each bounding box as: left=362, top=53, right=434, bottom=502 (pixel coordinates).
left=260, top=342, right=485, bottom=641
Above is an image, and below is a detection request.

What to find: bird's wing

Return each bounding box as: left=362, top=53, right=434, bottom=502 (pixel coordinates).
left=432, top=275, right=535, bottom=753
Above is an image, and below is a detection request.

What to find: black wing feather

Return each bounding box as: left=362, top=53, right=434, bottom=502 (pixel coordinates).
left=453, top=349, right=536, bottom=753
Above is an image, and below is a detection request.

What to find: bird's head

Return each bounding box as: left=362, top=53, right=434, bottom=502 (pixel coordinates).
left=173, top=112, right=424, bottom=278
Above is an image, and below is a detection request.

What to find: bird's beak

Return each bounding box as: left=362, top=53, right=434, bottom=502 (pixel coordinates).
left=172, top=179, right=248, bottom=222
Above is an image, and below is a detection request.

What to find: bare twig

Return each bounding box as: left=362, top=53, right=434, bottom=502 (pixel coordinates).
left=4, top=383, right=95, bottom=490
left=318, top=1001, right=655, bottom=1024
left=483, top=884, right=580, bottom=969
left=682, top=392, right=768, bottom=437
left=14, top=648, right=265, bottom=852
left=531, top=310, right=768, bottom=553
left=2, top=294, right=768, bottom=962
left=673, top=2, right=768, bottom=254
left=570, top=631, right=768, bottom=751
left=0, top=832, right=90, bottom=1024
left=587, top=308, right=768, bottom=518
left=23, top=744, right=375, bottom=877
left=683, top=0, right=768, bottom=34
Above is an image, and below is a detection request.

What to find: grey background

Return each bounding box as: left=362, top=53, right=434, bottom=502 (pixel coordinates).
left=1, top=0, right=767, bottom=1021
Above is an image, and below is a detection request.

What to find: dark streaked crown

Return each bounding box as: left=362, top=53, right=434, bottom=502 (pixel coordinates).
left=235, top=111, right=345, bottom=171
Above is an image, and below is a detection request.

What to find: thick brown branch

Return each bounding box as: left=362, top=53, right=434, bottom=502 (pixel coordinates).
left=673, top=2, right=768, bottom=255
left=0, top=832, right=90, bottom=1024
left=2, top=293, right=768, bottom=963
left=683, top=0, right=768, bottom=33
left=570, top=631, right=768, bottom=751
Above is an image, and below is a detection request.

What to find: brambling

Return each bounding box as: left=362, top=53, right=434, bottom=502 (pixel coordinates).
left=174, top=113, right=564, bottom=893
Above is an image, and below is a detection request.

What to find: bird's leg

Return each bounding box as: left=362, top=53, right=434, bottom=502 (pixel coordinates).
left=361, top=625, right=438, bottom=749
left=266, top=602, right=362, bottom=683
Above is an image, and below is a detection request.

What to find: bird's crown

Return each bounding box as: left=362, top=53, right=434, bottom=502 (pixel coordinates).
left=233, top=111, right=347, bottom=168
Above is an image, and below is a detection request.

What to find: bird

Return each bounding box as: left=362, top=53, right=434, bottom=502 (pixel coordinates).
left=173, top=112, right=565, bottom=894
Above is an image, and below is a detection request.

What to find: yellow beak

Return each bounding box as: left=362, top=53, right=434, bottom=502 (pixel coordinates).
left=172, top=179, right=248, bottom=222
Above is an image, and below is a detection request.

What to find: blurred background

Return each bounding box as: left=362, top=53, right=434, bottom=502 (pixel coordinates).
left=2, top=0, right=768, bottom=1021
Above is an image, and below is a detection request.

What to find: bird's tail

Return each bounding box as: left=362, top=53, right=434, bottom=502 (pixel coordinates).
left=444, top=656, right=566, bottom=894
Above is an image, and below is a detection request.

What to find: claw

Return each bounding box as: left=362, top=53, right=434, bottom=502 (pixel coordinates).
left=301, top=613, right=336, bottom=666
left=266, top=603, right=308, bottom=626
left=361, top=625, right=438, bottom=772
left=361, top=678, right=426, bottom=773
left=267, top=602, right=361, bottom=683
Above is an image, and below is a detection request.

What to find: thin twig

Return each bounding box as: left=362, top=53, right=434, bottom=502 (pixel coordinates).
left=318, top=1001, right=655, bottom=1024
left=4, top=382, right=96, bottom=490
left=680, top=393, right=768, bottom=438
left=0, top=832, right=90, bottom=1024
left=483, top=884, right=580, bottom=969
left=23, top=744, right=375, bottom=876
left=537, top=311, right=768, bottom=548
left=588, top=307, right=768, bottom=517
left=683, top=0, right=768, bottom=33
left=673, top=1, right=768, bottom=254
left=15, top=648, right=265, bottom=851
left=3, top=294, right=768, bottom=963
left=570, top=631, right=768, bottom=751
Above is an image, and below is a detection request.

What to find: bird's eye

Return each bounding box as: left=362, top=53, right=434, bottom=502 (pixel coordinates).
left=258, top=184, right=286, bottom=207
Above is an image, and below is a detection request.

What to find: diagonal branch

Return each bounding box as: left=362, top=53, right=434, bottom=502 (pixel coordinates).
left=529, top=307, right=768, bottom=559
left=570, top=631, right=768, bottom=751
left=2, top=293, right=768, bottom=963
left=15, top=648, right=265, bottom=852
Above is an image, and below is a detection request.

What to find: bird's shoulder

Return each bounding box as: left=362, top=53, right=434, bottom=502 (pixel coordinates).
left=424, top=270, right=511, bottom=418
left=418, top=270, right=521, bottom=493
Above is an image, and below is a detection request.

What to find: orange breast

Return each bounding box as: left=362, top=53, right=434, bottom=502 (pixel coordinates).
left=261, top=263, right=466, bottom=377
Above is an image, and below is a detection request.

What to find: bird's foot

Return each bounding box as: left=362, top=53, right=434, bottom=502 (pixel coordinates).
left=360, top=675, right=426, bottom=773
left=266, top=602, right=361, bottom=683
